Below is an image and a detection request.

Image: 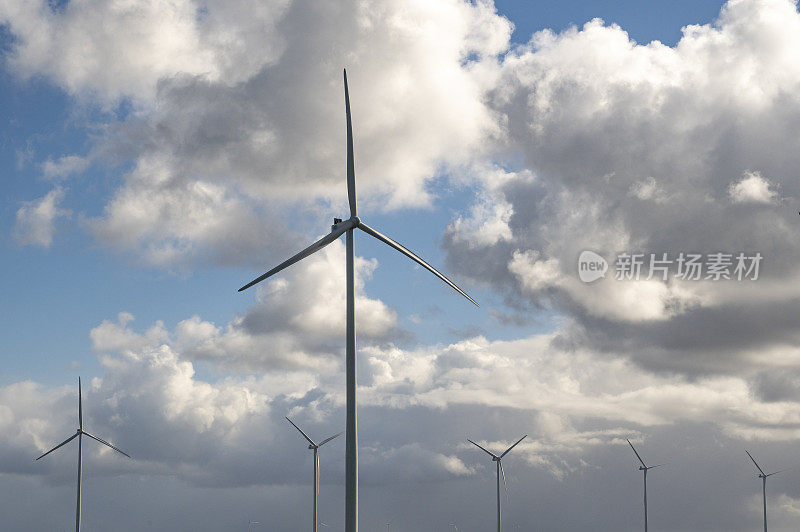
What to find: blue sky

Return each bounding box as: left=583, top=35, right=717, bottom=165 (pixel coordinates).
left=4, top=1, right=800, bottom=531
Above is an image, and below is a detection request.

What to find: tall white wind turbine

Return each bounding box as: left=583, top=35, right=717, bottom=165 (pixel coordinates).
left=467, top=435, right=527, bottom=532
left=286, top=416, right=343, bottom=532
left=238, top=69, right=478, bottom=532
left=746, top=450, right=784, bottom=532
left=626, top=439, right=662, bottom=532
left=35, top=377, right=131, bottom=532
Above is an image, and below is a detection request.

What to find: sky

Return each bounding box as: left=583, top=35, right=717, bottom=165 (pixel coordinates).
left=2, top=0, right=800, bottom=530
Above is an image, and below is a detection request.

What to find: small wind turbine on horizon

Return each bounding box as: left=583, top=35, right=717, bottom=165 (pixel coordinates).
left=467, top=434, right=527, bottom=532
left=238, top=69, right=478, bottom=532
left=746, top=450, right=784, bottom=532
left=626, top=439, right=662, bottom=532
left=35, top=377, right=131, bottom=532
left=286, top=416, right=343, bottom=532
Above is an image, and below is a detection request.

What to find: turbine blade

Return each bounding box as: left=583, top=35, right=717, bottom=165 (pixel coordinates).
left=81, top=431, right=131, bottom=458
left=344, top=69, right=357, bottom=218
left=318, top=431, right=344, bottom=447
left=357, top=222, right=479, bottom=307
left=746, top=450, right=766, bottom=476
left=627, top=439, right=647, bottom=468
left=35, top=432, right=78, bottom=461
left=285, top=417, right=316, bottom=447
left=766, top=469, right=785, bottom=477
left=238, top=225, right=349, bottom=292
left=500, top=461, right=509, bottom=501
left=500, top=435, right=527, bottom=458
left=648, top=464, right=664, bottom=470
left=467, top=439, right=498, bottom=459
left=78, top=377, right=83, bottom=430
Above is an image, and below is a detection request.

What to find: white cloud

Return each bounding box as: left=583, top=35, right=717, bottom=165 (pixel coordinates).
left=41, top=154, right=89, bottom=180
left=729, top=170, right=778, bottom=203
left=6, top=316, right=800, bottom=492
left=91, top=240, right=399, bottom=373
left=88, top=153, right=293, bottom=268
left=443, top=0, right=800, bottom=374
left=0, top=0, right=229, bottom=103
left=12, top=187, right=71, bottom=247
left=1, top=0, right=514, bottom=267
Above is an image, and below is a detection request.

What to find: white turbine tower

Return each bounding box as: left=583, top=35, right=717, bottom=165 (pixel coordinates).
left=238, top=69, right=478, bottom=532
left=35, top=377, right=131, bottom=532
left=746, top=450, right=784, bottom=532
left=626, top=439, right=662, bottom=532
left=286, top=416, right=344, bottom=532
left=467, top=435, right=527, bottom=532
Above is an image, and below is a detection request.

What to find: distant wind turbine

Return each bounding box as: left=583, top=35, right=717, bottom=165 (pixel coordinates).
left=746, top=450, right=784, bottom=532
left=247, top=519, right=260, bottom=531
left=626, top=439, right=662, bottom=532
left=238, top=69, right=478, bottom=532
left=35, top=377, right=131, bottom=532
left=467, top=435, right=527, bottom=532
left=286, top=417, right=343, bottom=532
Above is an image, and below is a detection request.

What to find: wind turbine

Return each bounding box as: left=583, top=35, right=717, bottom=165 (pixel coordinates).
left=467, top=435, right=527, bottom=532
left=626, top=439, right=662, bottom=532
left=746, top=450, right=784, bottom=532
left=35, top=377, right=131, bottom=532
left=238, top=69, right=478, bottom=532
left=286, top=416, right=344, bottom=532
left=247, top=520, right=260, bottom=531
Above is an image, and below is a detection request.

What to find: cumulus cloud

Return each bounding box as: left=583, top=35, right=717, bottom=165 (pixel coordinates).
left=444, top=0, right=800, bottom=375
left=1, top=0, right=513, bottom=264
left=88, top=153, right=297, bottom=268
left=0, top=0, right=274, bottom=103
left=7, top=319, right=800, bottom=492
left=12, top=187, right=71, bottom=247
left=91, top=240, right=399, bottom=373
